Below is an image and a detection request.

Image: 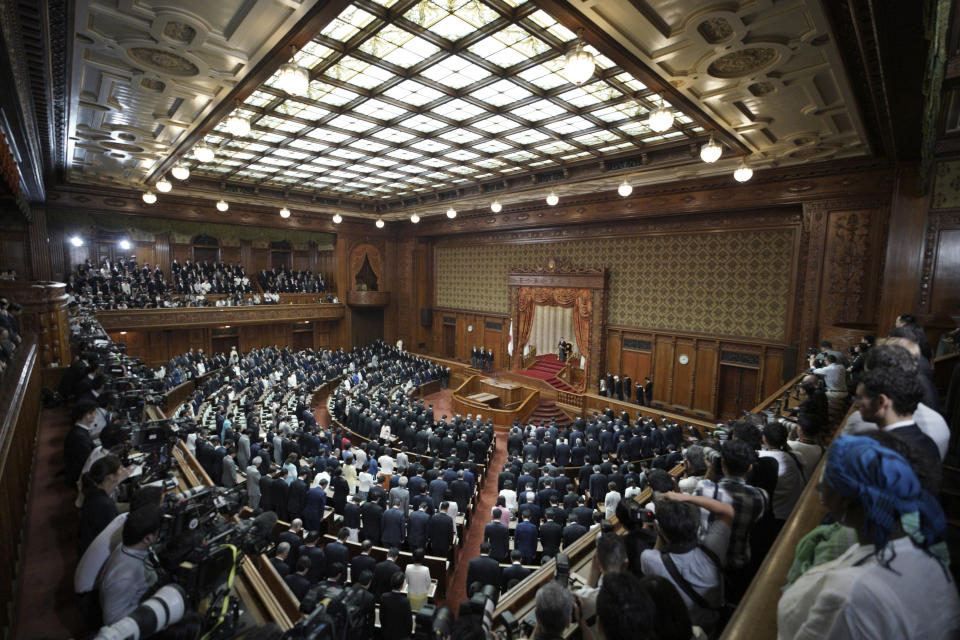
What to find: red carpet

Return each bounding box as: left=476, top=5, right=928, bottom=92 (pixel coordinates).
left=515, top=354, right=574, bottom=392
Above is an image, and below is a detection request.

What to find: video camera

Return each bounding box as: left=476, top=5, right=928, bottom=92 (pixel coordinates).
left=287, top=579, right=373, bottom=640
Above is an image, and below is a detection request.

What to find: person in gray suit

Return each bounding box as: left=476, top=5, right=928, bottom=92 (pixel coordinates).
left=237, top=432, right=251, bottom=470
left=222, top=449, right=238, bottom=488
left=390, top=475, right=410, bottom=517
left=246, top=457, right=262, bottom=509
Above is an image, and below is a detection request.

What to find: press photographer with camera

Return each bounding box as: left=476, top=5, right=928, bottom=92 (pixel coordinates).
left=98, top=506, right=161, bottom=624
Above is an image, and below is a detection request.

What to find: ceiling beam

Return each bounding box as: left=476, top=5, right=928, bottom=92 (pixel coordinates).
left=145, top=0, right=357, bottom=185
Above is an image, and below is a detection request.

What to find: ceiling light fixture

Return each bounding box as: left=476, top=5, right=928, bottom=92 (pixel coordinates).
left=226, top=102, right=251, bottom=138
left=734, top=162, right=754, bottom=183
left=410, top=214, right=420, bottom=223
left=446, top=207, right=457, bottom=219
left=490, top=200, right=502, bottom=213
left=375, top=218, right=385, bottom=228
left=546, top=191, right=559, bottom=206
left=700, top=136, right=722, bottom=163
left=279, top=206, right=291, bottom=218
left=617, top=180, right=633, bottom=197
left=118, top=239, right=132, bottom=251
left=278, top=45, right=310, bottom=97
left=647, top=96, right=674, bottom=133
left=156, top=178, right=172, bottom=193
left=564, top=31, right=595, bottom=85
left=171, top=164, right=190, bottom=180
left=142, top=191, right=157, bottom=204
left=216, top=199, right=229, bottom=212
left=332, top=213, right=342, bottom=224
left=194, top=144, right=215, bottom=163
left=69, top=235, right=84, bottom=247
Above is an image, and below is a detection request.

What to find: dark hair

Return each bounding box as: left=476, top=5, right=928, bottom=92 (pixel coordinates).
left=864, top=344, right=918, bottom=371
left=390, top=571, right=405, bottom=590
left=644, top=468, right=674, bottom=493
left=596, top=572, right=656, bottom=640
left=328, top=562, right=344, bottom=578
left=653, top=499, right=699, bottom=546
left=296, top=556, right=311, bottom=573
left=357, top=569, right=373, bottom=587
left=730, top=421, right=762, bottom=451
left=480, top=541, right=492, bottom=554
left=721, top=439, right=755, bottom=476
left=361, top=539, right=373, bottom=552
left=859, top=366, right=923, bottom=416
left=510, top=549, right=522, bottom=562
left=413, top=548, right=426, bottom=563
left=638, top=575, right=694, bottom=640
left=122, top=506, right=161, bottom=546
left=762, top=422, right=789, bottom=450
left=492, top=508, right=502, bottom=519
left=596, top=532, right=627, bottom=574
left=83, top=454, right=121, bottom=492
left=305, top=531, right=320, bottom=544
left=130, top=486, right=164, bottom=512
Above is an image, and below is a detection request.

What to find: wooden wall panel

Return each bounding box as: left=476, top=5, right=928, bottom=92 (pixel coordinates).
left=292, top=250, right=310, bottom=271
left=0, top=232, right=28, bottom=278
left=693, top=342, right=718, bottom=415
left=172, top=243, right=191, bottom=264
left=929, top=227, right=960, bottom=314
left=221, top=246, right=240, bottom=265
left=653, top=338, right=675, bottom=406
left=133, top=241, right=154, bottom=267
left=672, top=339, right=695, bottom=409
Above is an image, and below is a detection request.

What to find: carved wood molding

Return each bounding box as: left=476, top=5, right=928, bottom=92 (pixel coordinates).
left=96, top=303, right=345, bottom=331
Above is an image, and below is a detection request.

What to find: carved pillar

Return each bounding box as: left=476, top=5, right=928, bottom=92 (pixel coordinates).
left=27, top=207, right=52, bottom=281
left=0, top=281, right=69, bottom=366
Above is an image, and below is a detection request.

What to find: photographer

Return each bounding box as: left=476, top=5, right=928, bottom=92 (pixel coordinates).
left=98, top=506, right=160, bottom=625
left=808, top=353, right=848, bottom=425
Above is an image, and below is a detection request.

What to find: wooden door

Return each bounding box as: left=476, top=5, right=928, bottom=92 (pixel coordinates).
left=717, top=365, right=759, bottom=420
left=442, top=324, right=456, bottom=359
left=292, top=330, right=313, bottom=351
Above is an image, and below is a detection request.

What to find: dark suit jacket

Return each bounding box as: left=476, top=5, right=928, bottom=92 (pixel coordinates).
left=64, top=425, right=94, bottom=486
left=466, top=555, right=501, bottom=592
left=427, top=512, right=453, bottom=556
left=284, top=573, right=312, bottom=601
left=381, top=507, right=406, bottom=548
left=79, top=488, right=119, bottom=551
left=514, top=520, right=539, bottom=562
left=372, top=560, right=403, bottom=600
left=278, top=530, right=303, bottom=568
left=484, top=521, right=510, bottom=562
left=539, top=521, right=562, bottom=558
left=301, top=545, right=326, bottom=583
left=380, top=591, right=413, bottom=640
left=451, top=479, right=471, bottom=512
left=350, top=553, right=377, bottom=585
left=324, top=541, right=350, bottom=582
left=501, top=563, right=531, bottom=593
left=360, top=501, right=384, bottom=545
left=270, top=556, right=290, bottom=577
left=562, top=523, right=588, bottom=549
left=408, top=509, right=430, bottom=549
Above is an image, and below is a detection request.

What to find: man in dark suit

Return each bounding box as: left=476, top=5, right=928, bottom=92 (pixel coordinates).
left=408, top=502, right=431, bottom=550
left=270, top=542, right=291, bottom=577
left=348, top=570, right=377, bottom=640
left=372, top=548, right=403, bottom=601
left=623, top=375, right=632, bottom=403
left=360, top=498, right=384, bottom=546
left=562, top=520, right=588, bottom=550
left=466, top=542, right=501, bottom=593
left=380, top=572, right=413, bottom=639
left=324, top=528, right=351, bottom=584
left=381, top=501, right=406, bottom=549
left=277, top=520, right=303, bottom=568
left=64, top=403, right=98, bottom=486
left=350, top=540, right=377, bottom=585
left=571, top=496, right=594, bottom=528
left=286, top=469, right=309, bottom=521
left=644, top=377, right=653, bottom=406
left=427, top=504, right=454, bottom=557
left=284, top=556, right=312, bottom=601
left=501, top=550, right=531, bottom=594
left=428, top=475, right=448, bottom=508
left=514, top=512, right=539, bottom=565
left=300, top=531, right=327, bottom=584
left=539, top=516, right=563, bottom=559
left=451, top=471, right=471, bottom=513
left=484, top=509, right=510, bottom=562
left=588, top=466, right=608, bottom=508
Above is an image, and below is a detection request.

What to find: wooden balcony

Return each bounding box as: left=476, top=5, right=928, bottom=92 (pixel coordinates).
left=96, top=302, right=344, bottom=331
left=345, top=290, right=390, bottom=307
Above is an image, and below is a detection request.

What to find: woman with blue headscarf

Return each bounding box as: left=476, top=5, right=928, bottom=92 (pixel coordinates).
left=777, top=435, right=959, bottom=639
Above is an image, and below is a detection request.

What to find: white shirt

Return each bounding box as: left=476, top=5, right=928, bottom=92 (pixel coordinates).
left=777, top=537, right=960, bottom=640
left=358, top=471, right=374, bottom=493
left=75, top=513, right=127, bottom=593
left=759, top=450, right=805, bottom=520
left=378, top=455, right=395, bottom=475
left=843, top=403, right=949, bottom=460
left=811, top=363, right=846, bottom=391
left=788, top=441, right=824, bottom=479
left=405, top=564, right=432, bottom=597
left=499, top=489, right=517, bottom=513
left=604, top=490, right=622, bottom=519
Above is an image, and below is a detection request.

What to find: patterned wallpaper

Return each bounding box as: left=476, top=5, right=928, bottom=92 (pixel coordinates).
left=932, top=160, right=960, bottom=209
left=436, top=229, right=795, bottom=341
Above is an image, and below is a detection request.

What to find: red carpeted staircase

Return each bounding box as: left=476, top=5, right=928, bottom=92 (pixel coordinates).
left=528, top=399, right=573, bottom=427
left=517, top=354, right=574, bottom=392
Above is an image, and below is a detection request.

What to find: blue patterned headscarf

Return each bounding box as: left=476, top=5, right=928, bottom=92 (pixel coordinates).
left=824, top=435, right=946, bottom=555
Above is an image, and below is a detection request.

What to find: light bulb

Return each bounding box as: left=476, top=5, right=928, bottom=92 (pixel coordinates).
left=546, top=191, right=559, bottom=206
left=226, top=114, right=251, bottom=138
left=564, top=45, right=595, bottom=85
left=700, top=136, right=722, bottom=163
left=279, top=206, right=291, bottom=218
left=446, top=207, right=457, bottom=219
left=617, top=180, right=633, bottom=197
left=647, top=105, right=674, bottom=133
left=410, top=214, right=420, bottom=223
left=194, top=144, right=215, bottom=163
left=156, top=178, right=172, bottom=193
left=375, top=218, right=385, bottom=228
left=142, top=191, right=157, bottom=204
left=490, top=200, right=502, bottom=213
left=216, top=199, right=229, bottom=212
left=70, top=236, right=84, bottom=247
left=278, top=62, right=310, bottom=96
left=734, top=162, right=754, bottom=183
left=332, top=213, right=342, bottom=224
left=118, top=239, right=132, bottom=250
left=171, top=164, right=190, bottom=180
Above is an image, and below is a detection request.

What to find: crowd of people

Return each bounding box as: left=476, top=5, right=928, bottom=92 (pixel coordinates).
left=598, top=371, right=653, bottom=405
left=258, top=266, right=326, bottom=294
left=0, top=295, right=22, bottom=376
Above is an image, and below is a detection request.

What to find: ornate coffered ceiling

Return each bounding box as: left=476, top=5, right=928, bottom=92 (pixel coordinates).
left=48, top=0, right=874, bottom=221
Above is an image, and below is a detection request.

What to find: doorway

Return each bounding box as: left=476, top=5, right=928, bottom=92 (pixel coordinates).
left=717, top=365, right=759, bottom=420
left=442, top=324, right=456, bottom=359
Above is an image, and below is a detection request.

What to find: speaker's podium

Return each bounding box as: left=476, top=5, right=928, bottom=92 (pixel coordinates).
left=452, top=375, right=540, bottom=430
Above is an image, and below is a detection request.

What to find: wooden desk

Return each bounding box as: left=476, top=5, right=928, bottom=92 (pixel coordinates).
left=466, top=392, right=500, bottom=407
left=452, top=375, right=540, bottom=429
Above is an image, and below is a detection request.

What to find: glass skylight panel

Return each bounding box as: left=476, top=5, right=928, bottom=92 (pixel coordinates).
left=358, top=24, right=414, bottom=57
left=691, top=125, right=705, bottom=133
left=228, top=151, right=256, bottom=160
left=573, top=130, right=620, bottom=146
left=509, top=99, right=566, bottom=122
left=295, top=42, right=334, bottom=69
left=596, top=142, right=634, bottom=153
left=582, top=45, right=616, bottom=70
left=529, top=160, right=553, bottom=167
left=437, top=128, right=483, bottom=144
left=397, top=163, right=427, bottom=173
left=244, top=142, right=270, bottom=152
left=556, top=86, right=601, bottom=108
left=469, top=79, right=532, bottom=107
left=274, top=149, right=311, bottom=160
left=405, top=176, right=430, bottom=184
left=525, top=10, right=577, bottom=42
left=471, top=114, right=518, bottom=134
left=253, top=132, right=288, bottom=144
left=381, top=36, right=441, bottom=68
left=370, top=127, right=416, bottom=143
left=503, top=129, right=550, bottom=144
left=313, top=156, right=347, bottom=166
left=324, top=57, right=370, bottom=87
left=387, top=148, right=423, bottom=160
left=535, top=140, right=577, bottom=154
left=330, top=169, right=359, bottom=179
left=258, top=156, right=294, bottom=166
left=420, top=56, right=490, bottom=89
left=382, top=80, right=445, bottom=107
left=472, top=139, right=512, bottom=153
left=430, top=98, right=487, bottom=121
left=675, top=114, right=694, bottom=124
left=243, top=91, right=275, bottom=108
left=329, top=148, right=367, bottom=160
left=348, top=139, right=389, bottom=152
left=348, top=164, right=378, bottom=173
left=327, top=114, right=376, bottom=133
left=474, top=158, right=506, bottom=168
left=411, top=138, right=451, bottom=153
left=288, top=139, right=329, bottom=152
left=378, top=171, right=406, bottom=179
left=614, top=73, right=647, bottom=93
left=398, top=113, right=446, bottom=133
left=446, top=165, right=476, bottom=174
left=420, top=157, right=452, bottom=167
left=617, top=121, right=648, bottom=137
left=352, top=99, right=409, bottom=121
left=543, top=115, right=593, bottom=135
left=320, top=6, right=377, bottom=42
left=347, top=62, right=395, bottom=90
left=272, top=120, right=307, bottom=134
left=590, top=105, right=630, bottom=122
left=307, top=82, right=359, bottom=106
left=517, top=63, right=569, bottom=91
left=445, top=149, right=480, bottom=161
left=502, top=150, right=538, bottom=162
left=561, top=151, right=590, bottom=160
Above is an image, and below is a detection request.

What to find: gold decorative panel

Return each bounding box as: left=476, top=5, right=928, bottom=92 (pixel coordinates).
left=437, top=230, right=794, bottom=341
